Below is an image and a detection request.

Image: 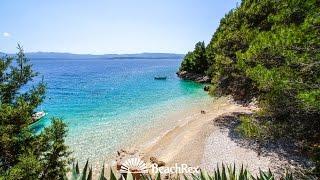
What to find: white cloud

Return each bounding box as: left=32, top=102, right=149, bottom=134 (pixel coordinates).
left=3, top=32, right=11, bottom=37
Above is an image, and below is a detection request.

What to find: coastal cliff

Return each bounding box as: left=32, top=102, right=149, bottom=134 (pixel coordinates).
left=176, top=71, right=210, bottom=83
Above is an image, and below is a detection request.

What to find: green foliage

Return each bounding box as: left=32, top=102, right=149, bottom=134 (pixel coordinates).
left=179, top=0, right=320, bottom=175
left=0, top=45, right=71, bottom=179
left=180, top=41, right=208, bottom=74
left=297, top=90, right=320, bottom=111
left=5, top=153, right=42, bottom=180
left=237, top=115, right=262, bottom=139
left=38, top=118, right=73, bottom=179
left=0, top=45, right=45, bottom=171
left=201, top=0, right=319, bottom=118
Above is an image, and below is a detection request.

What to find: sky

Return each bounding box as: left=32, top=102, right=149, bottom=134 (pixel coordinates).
left=1, top=0, right=239, bottom=54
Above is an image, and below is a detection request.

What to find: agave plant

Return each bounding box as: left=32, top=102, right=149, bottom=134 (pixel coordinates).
left=69, top=160, right=294, bottom=180
left=69, top=160, right=93, bottom=180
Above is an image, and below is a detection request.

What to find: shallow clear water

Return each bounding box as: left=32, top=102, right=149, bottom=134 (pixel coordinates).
left=29, top=58, right=208, bottom=164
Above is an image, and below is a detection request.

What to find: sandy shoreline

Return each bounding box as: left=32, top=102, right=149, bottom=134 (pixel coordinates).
left=102, top=96, right=311, bottom=178
left=139, top=97, right=253, bottom=166
left=89, top=97, right=310, bottom=177
left=132, top=97, right=307, bottom=177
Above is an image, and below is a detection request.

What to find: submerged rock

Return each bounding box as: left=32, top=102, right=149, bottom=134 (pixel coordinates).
left=204, top=85, right=210, bottom=91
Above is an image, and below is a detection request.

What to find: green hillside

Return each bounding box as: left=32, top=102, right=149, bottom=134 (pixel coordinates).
left=179, top=0, right=320, bottom=175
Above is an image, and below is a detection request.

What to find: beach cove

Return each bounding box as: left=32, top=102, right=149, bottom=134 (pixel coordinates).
left=29, top=57, right=312, bottom=178
left=29, top=57, right=210, bottom=165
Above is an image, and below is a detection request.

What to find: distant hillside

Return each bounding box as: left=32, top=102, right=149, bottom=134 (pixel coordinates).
left=0, top=52, right=184, bottom=59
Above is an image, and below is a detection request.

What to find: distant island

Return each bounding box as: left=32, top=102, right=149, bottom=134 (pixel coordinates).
left=0, top=52, right=184, bottom=59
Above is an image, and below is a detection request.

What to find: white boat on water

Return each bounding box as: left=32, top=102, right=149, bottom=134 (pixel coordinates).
left=31, top=111, right=46, bottom=123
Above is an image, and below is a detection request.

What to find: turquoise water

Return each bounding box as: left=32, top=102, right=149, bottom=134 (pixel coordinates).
left=30, top=58, right=208, bottom=164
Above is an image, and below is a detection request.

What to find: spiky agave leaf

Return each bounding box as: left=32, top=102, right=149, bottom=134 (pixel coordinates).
left=70, top=161, right=80, bottom=180
left=68, top=161, right=292, bottom=180
left=81, top=159, right=89, bottom=180
left=191, top=173, right=200, bottom=180
left=183, top=173, right=189, bottom=180
left=200, top=169, right=209, bottom=180
left=87, top=166, right=92, bottom=180
left=257, top=169, right=274, bottom=180
left=215, top=163, right=221, bottom=180
left=155, top=172, right=161, bottom=180
left=99, top=163, right=106, bottom=180
left=283, top=170, right=293, bottom=180
left=110, top=168, right=117, bottom=180
left=126, top=172, right=133, bottom=180
left=221, top=163, right=227, bottom=180
left=244, top=168, right=250, bottom=180
left=70, top=163, right=76, bottom=179
left=232, top=164, right=236, bottom=180
left=239, top=164, right=248, bottom=180
left=141, top=173, right=152, bottom=180
left=76, top=161, right=80, bottom=175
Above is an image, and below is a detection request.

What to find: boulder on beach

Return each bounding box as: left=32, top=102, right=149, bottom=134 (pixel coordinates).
left=150, top=156, right=165, bottom=167
left=116, top=148, right=142, bottom=171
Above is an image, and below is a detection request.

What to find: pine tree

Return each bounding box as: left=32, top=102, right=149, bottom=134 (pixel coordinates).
left=0, top=45, right=71, bottom=179
left=179, top=41, right=208, bottom=74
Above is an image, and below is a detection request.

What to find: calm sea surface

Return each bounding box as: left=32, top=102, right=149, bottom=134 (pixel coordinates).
left=29, top=58, right=208, bottom=164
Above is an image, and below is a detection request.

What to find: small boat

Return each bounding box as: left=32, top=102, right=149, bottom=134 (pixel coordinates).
left=31, top=111, right=46, bottom=124
left=154, top=76, right=167, bottom=80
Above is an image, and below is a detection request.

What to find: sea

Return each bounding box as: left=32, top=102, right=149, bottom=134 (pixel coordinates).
left=29, top=57, right=209, bottom=165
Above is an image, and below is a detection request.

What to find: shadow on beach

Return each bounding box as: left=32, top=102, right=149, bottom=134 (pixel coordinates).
left=213, top=112, right=314, bottom=176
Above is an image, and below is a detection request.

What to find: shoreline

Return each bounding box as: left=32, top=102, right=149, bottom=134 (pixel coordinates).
left=97, top=96, right=311, bottom=178
left=139, top=97, right=253, bottom=166
left=118, top=96, right=309, bottom=177
left=89, top=95, right=213, bottom=174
